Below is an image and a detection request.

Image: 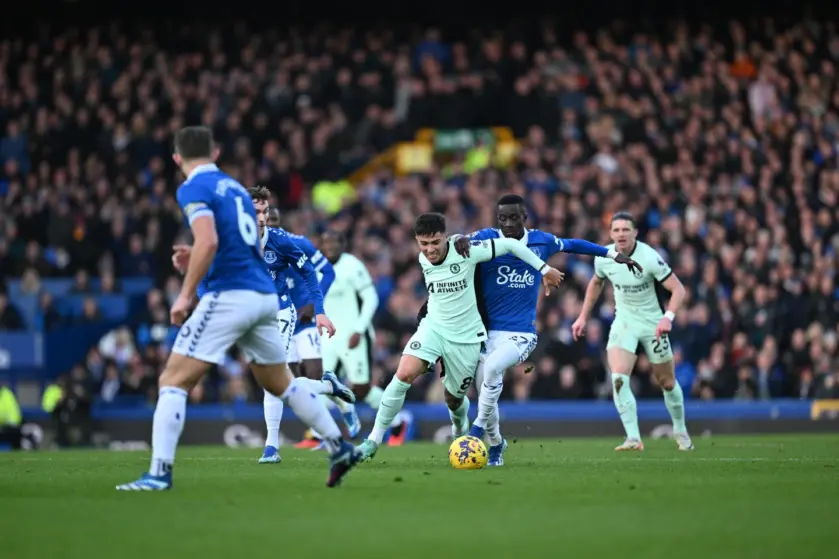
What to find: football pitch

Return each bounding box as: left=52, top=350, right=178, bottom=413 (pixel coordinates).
left=2, top=434, right=838, bottom=559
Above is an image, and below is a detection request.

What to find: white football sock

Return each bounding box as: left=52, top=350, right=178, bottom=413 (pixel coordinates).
left=149, top=386, right=188, bottom=476
left=296, top=377, right=331, bottom=395
left=281, top=378, right=342, bottom=453
left=263, top=389, right=284, bottom=448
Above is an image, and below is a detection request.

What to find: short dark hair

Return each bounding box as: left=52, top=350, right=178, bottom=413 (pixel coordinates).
left=497, top=194, right=525, bottom=207
left=610, top=211, right=637, bottom=229
left=174, top=126, right=214, bottom=160
left=248, top=186, right=271, bottom=203
left=414, top=213, right=446, bottom=237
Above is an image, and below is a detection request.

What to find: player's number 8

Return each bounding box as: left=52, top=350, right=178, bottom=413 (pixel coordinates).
left=235, top=196, right=258, bottom=246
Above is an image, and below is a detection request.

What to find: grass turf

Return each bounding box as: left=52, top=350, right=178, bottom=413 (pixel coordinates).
left=2, top=434, right=838, bottom=559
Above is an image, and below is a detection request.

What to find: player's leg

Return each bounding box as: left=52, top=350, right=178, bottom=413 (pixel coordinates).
left=645, top=334, right=693, bottom=450
left=607, top=319, right=642, bottom=450
left=299, top=329, right=358, bottom=441
left=260, top=306, right=296, bottom=463
left=472, top=333, right=536, bottom=446
left=346, top=330, right=384, bottom=408
left=241, top=295, right=360, bottom=487
left=357, top=325, right=441, bottom=461
left=117, top=293, right=229, bottom=490
left=441, top=341, right=483, bottom=439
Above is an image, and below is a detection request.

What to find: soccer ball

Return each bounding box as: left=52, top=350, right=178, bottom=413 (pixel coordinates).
left=448, top=435, right=488, bottom=469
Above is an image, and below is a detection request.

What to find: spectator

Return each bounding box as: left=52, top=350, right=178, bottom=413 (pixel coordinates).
left=0, top=292, right=24, bottom=330
left=1, top=18, right=838, bottom=404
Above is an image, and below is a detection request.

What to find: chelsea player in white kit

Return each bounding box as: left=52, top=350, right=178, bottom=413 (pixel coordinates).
left=572, top=212, right=693, bottom=451
left=454, top=195, right=642, bottom=466
left=319, top=231, right=382, bottom=411
left=116, top=127, right=361, bottom=490
left=356, top=213, right=565, bottom=461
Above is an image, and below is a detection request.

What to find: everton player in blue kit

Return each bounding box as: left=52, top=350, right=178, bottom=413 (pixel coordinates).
left=454, top=194, right=641, bottom=466
left=117, top=127, right=361, bottom=490
left=264, top=205, right=362, bottom=446
left=246, top=187, right=359, bottom=462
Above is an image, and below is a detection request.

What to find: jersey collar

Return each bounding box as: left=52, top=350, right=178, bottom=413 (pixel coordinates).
left=261, top=226, right=269, bottom=250
left=187, top=163, right=219, bottom=180
left=499, top=227, right=529, bottom=245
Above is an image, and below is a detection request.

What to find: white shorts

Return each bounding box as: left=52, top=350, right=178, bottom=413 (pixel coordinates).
left=288, top=326, right=321, bottom=364
left=477, top=330, right=538, bottom=386
left=172, top=290, right=283, bottom=366
left=276, top=306, right=297, bottom=358
left=322, top=328, right=374, bottom=385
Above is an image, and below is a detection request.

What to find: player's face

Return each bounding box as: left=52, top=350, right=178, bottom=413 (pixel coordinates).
left=610, top=219, right=637, bottom=251
left=321, top=233, right=343, bottom=262
left=497, top=204, right=526, bottom=239
left=416, top=233, right=447, bottom=264
left=253, top=200, right=269, bottom=237
left=267, top=208, right=281, bottom=228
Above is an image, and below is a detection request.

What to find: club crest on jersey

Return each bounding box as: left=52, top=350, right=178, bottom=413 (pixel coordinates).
left=530, top=247, right=541, bottom=257
left=450, top=263, right=461, bottom=274
left=632, top=267, right=643, bottom=278
left=264, top=250, right=278, bottom=264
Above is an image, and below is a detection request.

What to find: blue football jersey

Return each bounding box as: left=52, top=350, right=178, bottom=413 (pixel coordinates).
left=261, top=226, right=324, bottom=315
left=281, top=231, right=335, bottom=333
left=176, top=164, right=274, bottom=297
left=469, top=228, right=566, bottom=334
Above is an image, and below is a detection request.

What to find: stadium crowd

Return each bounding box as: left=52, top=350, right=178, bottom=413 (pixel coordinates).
left=2, top=17, right=839, bottom=408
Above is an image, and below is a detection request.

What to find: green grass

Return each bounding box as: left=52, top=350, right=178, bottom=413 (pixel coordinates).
left=2, top=435, right=839, bottom=559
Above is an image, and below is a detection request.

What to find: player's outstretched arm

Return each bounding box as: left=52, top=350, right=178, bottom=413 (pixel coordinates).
left=555, top=237, right=643, bottom=273
left=572, top=274, right=606, bottom=341
left=485, top=238, right=564, bottom=293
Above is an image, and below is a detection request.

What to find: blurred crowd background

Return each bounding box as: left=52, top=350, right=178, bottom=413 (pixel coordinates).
left=2, top=14, right=839, bottom=417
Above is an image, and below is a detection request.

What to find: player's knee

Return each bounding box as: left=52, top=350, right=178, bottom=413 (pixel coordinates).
left=159, top=364, right=196, bottom=391
left=352, top=382, right=371, bottom=401
left=444, top=391, right=463, bottom=411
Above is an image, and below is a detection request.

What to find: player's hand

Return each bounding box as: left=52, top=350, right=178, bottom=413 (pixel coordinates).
left=453, top=236, right=471, bottom=257
left=316, top=314, right=336, bottom=338
left=540, top=267, right=565, bottom=295
left=615, top=253, right=643, bottom=274
left=571, top=316, right=587, bottom=341
left=298, top=304, right=315, bottom=323
left=348, top=332, right=362, bottom=349
left=170, top=294, right=193, bottom=326
left=172, top=245, right=192, bottom=274
left=655, top=316, right=672, bottom=340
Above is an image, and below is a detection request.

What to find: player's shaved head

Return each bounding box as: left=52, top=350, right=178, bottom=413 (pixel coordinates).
left=321, top=230, right=346, bottom=263
left=497, top=194, right=525, bottom=208
left=496, top=194, right=527, bottom=240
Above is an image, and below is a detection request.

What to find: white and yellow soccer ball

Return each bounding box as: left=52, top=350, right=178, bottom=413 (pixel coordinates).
left=448, top=435, right=488, bottom=470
